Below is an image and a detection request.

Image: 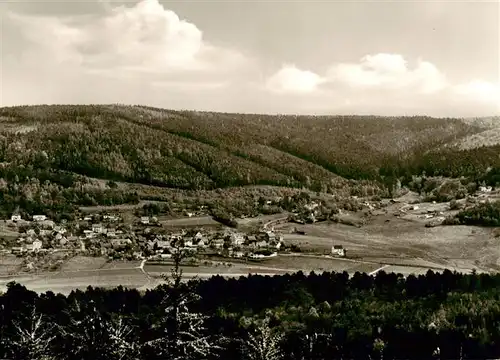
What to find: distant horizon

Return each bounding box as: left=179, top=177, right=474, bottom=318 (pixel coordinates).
left=1, top=0, right=499, bottom=117
left=2, top=103, right=500, bottom=120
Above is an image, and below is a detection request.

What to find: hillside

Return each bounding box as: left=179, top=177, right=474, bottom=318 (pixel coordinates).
left=451, top=117, right=500, bottom=150
left=1, top=104, right=500, bottom=217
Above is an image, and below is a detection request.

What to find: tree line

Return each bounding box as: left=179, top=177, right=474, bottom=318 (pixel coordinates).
left=3, top=267, right=500, bottom=359
left=1, top=105, right=499, bottom=197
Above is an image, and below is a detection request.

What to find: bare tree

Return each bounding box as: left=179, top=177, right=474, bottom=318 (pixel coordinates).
left=241, top=317, right=284, bottom=360
left=57, top=299, right=138, bottom=360
left=107, top=315, right=140, bottom=360
left=9, top=306, right=56, bottom=360
left=144, top=239, right=224, bottom=359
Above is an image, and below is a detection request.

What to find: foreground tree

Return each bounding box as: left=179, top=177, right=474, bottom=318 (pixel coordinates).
left=241, top=317, right=284, bottom=360
left=144, top=239, right=224, bottom=359
left=8, top=306, right=56, bottom=360
left=57, top=298, right=138, bottom=360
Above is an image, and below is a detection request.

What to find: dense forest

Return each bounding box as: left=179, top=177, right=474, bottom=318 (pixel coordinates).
left=1, top=105, right=499, bottom=215
left=448, top=201, right=500, bottom=227
left=1, top=105, right=500, bottom=359
left=2, top=269, right=500, bottom=360
left=1, top=105, right=499, bottom=190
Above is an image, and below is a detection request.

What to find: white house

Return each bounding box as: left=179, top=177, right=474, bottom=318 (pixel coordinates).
left=230, top=233, right=246, bottom=246
left=104, top=215, right=119, bottom=222
left=25, top=240, right=42, bottom=252
left=140, top=216, right=150, bottom=225
left=83, top=215, right=93, bottom=221
left=304, top=202, right=319, bottom=211
left=32, top=240, right=43, bottom=251
left=11, top=214, right=21, bottom=222
left=271, top=241, right=282, bottom=250
left=479, top=186, right=493, bottom=193
left=33, top=215, right=47, bottom=222
left=331, top=245, right=345, bottom=257
left=155, top=240, right=170, bottom=249
left=54, top=226, right=67, bottom=234
left=256, top=240, right=268, bottom=248
left=26, top=229, right=36, bottom=237
left=212, top=238, right=224, bottom=248
left=92, top=224, right=105, bottom=234
left=264, top=231, right=276, bottom=242
left=193, top=233, right=208, bottom=247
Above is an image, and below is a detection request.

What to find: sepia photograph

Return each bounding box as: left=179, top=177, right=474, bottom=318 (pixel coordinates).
left=0, top=0, right=499, bottom=358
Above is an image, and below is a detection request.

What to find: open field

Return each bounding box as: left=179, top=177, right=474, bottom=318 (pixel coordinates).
left=158, top=216, right=222, bottom=228
left=78, top=200, right=171, bottom=213
left=235, top=213, right=291, bottom=228
left=59, top=256, right=108, bottom=272
left=144, top=263, right=298, bottom=277
left=15, top=269, right=149, bottom=295
left=0, top=261, right=296, bottom=295
left=256, top=254, right=372, bottom=273
left=278, top=214, right=495, bottom=273
left=0, top=255, right=23, bottom=276
left=0, top=255, right=465, bottom=295
left=0, top=221, right=21, bottom=241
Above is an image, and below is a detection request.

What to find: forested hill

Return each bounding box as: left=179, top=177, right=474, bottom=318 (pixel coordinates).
left=1, top=104, right=499, bottom=193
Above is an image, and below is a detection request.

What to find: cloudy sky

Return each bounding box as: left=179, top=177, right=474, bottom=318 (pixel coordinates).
left=1, top=0, right=499, bottom=116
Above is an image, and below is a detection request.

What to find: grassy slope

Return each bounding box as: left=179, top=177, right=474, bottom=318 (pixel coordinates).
left=0, top=104, right=491, bottom=193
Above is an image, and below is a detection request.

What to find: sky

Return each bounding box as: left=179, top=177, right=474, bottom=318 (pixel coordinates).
left=1, top=0, right=499, bottom=117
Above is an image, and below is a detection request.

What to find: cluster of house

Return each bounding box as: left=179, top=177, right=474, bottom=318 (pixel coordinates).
left=7, top=211, right=287, bottom=260
left=10, top=214, right=47, bottom=223
left=148, top=229, right=284, bottom=260
left=79, top=214, right=137, bottom=254
left=479, top=186, right=493, bottom=193
left=10, top=215, right=76, bottom=255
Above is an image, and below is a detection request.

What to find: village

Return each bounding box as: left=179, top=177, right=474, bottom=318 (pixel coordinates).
left=0, top=211, right=295, bottom=265
left=1, top=183, right=497, bottom=275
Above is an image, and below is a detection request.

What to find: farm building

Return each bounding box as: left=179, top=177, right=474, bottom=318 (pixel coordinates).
left=154, top=240, right=170, bottom=249
left=92, top=224, right=105, bottom=234
left=25, top=240, right=43, bottom=252
left=11, top=214, right=21, bottom=222
left=331, top=245, right=346, bottom=257
left=33, top=215, right=47, bottom=222
left=111, top=238, right=132, bottom=250
left=212, top=238, right=224, bottom=248
left=230, top=232, right=246, bottom=246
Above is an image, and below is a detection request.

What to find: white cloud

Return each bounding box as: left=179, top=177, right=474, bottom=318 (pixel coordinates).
left=5, top=0, right=249, bottom=75
left=265, top=65, right=325, bottom=94
left=453, top=80, right=500, bottom=104
left=1, top=1, right=498, bottom=117
left=327, top=53, right=447, bottom=94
